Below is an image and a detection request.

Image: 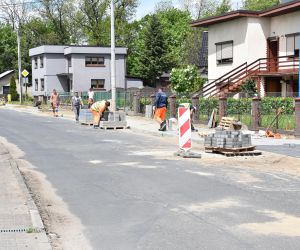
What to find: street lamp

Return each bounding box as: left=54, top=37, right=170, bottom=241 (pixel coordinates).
left=17, top=27, right=23, bottom=104
left=298, top=37, right=300, bottom=98
left=111, top=0, right=116, bottom=111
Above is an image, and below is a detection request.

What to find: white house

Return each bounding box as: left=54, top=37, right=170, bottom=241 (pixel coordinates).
left=191, top=0, right=300, bottom=97
left=0, top=70, right=14, bottom=95
left=29, top=45, right=143, bottom=100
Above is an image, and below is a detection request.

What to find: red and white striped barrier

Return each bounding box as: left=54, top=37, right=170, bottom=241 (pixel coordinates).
left=178, top=107, right=192, bottom=151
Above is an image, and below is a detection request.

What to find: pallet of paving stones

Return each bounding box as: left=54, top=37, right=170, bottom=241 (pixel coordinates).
left=80, top=122, right=94, bottom=126
left=79, top=109, right=93, bottom=125
left=205, top=146, right=261, bottom=157
left=100, top=121, right=128, bottom=130
left=205, top=145, right=256, bottom=153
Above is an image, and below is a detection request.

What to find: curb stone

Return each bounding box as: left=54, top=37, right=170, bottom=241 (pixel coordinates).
left=2, top=143, right=52, bottom=250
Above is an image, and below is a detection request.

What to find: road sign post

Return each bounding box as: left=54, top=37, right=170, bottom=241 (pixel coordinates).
left=22, top=69, right=29, bottom=78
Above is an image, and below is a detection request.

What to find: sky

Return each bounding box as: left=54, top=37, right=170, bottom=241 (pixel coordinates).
left=135, top=0, right=161, bottom=19
left=135, top=0, right=242, bottom=20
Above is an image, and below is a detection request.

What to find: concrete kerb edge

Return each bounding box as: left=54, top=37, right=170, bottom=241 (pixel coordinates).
left=6, top=151, right=52, bottom=249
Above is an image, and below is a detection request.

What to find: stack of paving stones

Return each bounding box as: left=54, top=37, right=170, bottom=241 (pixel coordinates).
left=79, top=109, right=93, bottom=124
left=100, top=111, right=127, bottom=128
left=204, top=127, right=252, bottom=148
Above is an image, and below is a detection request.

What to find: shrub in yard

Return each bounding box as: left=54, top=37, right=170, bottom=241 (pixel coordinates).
left=170, top=65, right=206, bottom=94
left=261, top=97, right=294, bottom=115
left=9, top=75, right=19, bottom=101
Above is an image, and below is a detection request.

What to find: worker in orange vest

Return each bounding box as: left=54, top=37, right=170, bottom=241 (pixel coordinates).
left=90, top=100, right=110, bottom=128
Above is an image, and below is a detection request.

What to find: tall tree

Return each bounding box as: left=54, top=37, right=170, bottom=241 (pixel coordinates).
left=156, top=7, right=192, bottom=69
left=139, top=15, right=167, bottom=86
left=215, top=0, right=231, bottom=15
left=244, top=0, right=280, bottom=11
left=0, top=24, right=17, bottom=73
left=76, top=0, right=138, bottom=46
left=39, top=0, right=75, bottom=44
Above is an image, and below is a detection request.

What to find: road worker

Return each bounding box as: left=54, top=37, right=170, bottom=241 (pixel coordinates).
left=154, top=88, right=168, bottom=131
left=90, top=100, right=110, bottom=128
left=179, top=103, right=198, bottom=132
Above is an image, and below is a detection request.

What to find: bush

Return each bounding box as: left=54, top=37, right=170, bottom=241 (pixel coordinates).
left=170, top=65, right=206, bottom=94
left=261, top=97, right=294, bottom=115
left=9, top=75, right=19, bottom=101
left=199, top=98, right=219, bottom=115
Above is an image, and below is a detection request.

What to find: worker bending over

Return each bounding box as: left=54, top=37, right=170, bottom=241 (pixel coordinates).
left=90, top=100, right=110, bottom=128
left=154, top=88, right=168, bottom=131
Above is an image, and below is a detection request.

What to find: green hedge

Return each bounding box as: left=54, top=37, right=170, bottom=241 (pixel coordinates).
left=261, top=97, right=294, bottom=115
left=196, top=97, right=294, bottom=115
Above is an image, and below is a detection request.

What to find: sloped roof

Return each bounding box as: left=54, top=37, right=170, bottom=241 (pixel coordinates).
left=191, top=0, right=300, bottom=27
left=0, top=70, right=14, bottom=79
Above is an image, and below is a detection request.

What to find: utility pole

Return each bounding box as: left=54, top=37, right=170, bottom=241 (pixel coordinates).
left=298, top=37, right=300, bottom=98
left=110, top=0, right=116, bottom=111
left=17, top=27, right=23, bottom=104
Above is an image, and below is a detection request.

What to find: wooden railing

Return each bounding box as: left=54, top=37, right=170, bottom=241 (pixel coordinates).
left=195, top=55, right=299, bottom=97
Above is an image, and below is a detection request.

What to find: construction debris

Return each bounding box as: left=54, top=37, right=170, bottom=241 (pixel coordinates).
left=219, top=117, right=235, bottom=130
left=265, top=107, right=283, bottom=138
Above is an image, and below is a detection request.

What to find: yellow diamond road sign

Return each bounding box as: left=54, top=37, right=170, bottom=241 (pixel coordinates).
left=22, top=69, right=29, bottom=77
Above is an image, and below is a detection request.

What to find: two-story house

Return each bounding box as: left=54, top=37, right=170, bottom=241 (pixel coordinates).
left=29, top=45, right=130, bottom=99
left=191, top=0, right=299, bottom=97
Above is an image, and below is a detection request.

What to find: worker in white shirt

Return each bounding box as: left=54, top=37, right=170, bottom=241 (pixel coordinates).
left=88, top=88, right=94, bottom=108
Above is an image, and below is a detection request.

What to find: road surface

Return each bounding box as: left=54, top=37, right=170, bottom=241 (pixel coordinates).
left=0, top=108, right=300, bottom=250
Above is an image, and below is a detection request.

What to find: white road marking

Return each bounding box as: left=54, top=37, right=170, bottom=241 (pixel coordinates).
left=89, top=160, right=102, bottom=164
left=185, top=170, right=215, bottom=176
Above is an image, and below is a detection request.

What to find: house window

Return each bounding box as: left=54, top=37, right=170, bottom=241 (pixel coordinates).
left=34, top=57, right=38, bottom=69
left=40, top=56, right=44, bottom=68
left=67, top=57, right=72, bottom=67
left=216, top=41, right=233, bottom=65
left=35, top=79, right=38, bottom=91
left=286, top=33, right=299, bottom=56
left=85, top=57, right=105, bottom=67
left=91, top=79, right=105, bottom=89
left=40, top=78, right=44, bottom=91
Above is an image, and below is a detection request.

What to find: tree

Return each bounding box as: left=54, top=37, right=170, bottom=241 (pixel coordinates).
left=127, top=8, right=193, bottom=79
left=156, top=7, right=192, bottom=69
left=0, top=24, right=17, bottom=73
left=75, top=0, right=138, bottom=46
left=39, top=0, right=75, bottom=44
left=215, top=0, right=231, bottom=15
left=240, top=78, right=257, bottom=97
left=170, top=65, right=206, bottom=94
left=244, top=0, right=280, bottom=11
left=9, top=75, right=19, bottom=101
left=139, top=15, right=167, bottom=86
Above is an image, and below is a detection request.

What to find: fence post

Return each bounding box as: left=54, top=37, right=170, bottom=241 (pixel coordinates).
left=219, top=96, right=227, bottom=119
left=133, top=91, right=140, bottom=115
left=169, top=94, right=177, bottom=118
left=150, top=94, right=156, bottom=107
left=295, top=98, right=300, bottom=138
left=192, top=95, right=200, bottom=123
left=252, top=97, right=261, bottom=132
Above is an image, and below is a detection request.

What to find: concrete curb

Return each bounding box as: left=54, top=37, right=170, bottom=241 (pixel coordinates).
left=5, top=148, right=52, bottom=249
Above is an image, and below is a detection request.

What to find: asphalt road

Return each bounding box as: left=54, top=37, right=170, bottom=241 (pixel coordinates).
left=0, top=109, right=300, bottom=250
